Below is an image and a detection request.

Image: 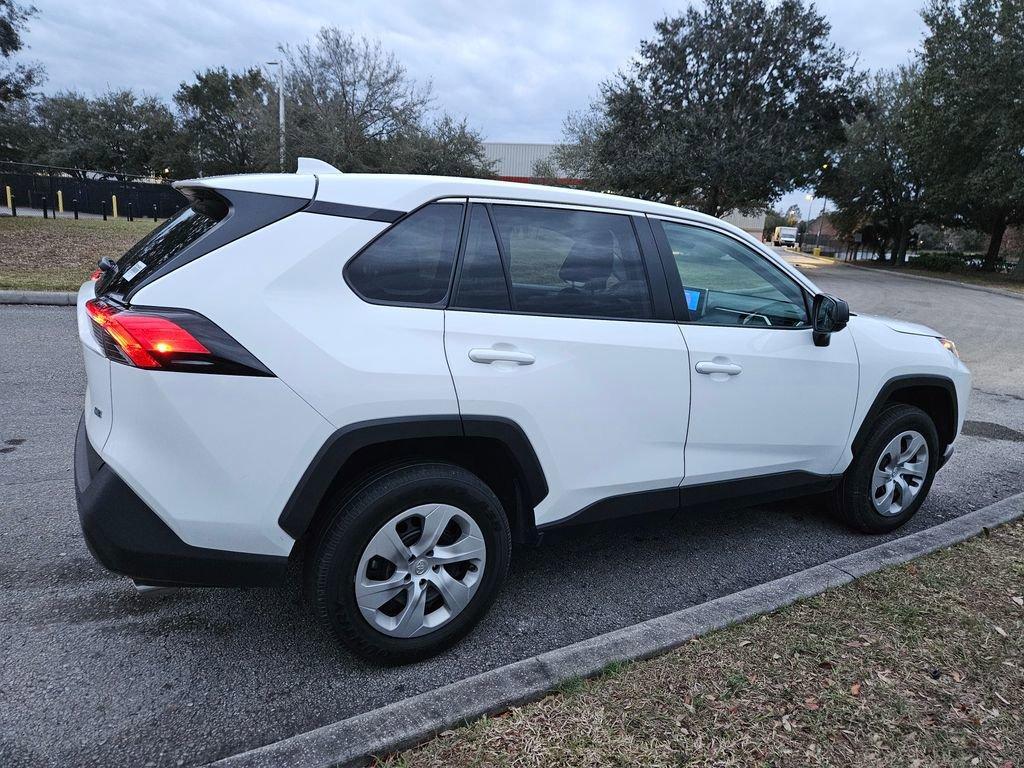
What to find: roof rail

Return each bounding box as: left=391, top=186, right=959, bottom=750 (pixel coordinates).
left=296, top=157, right=342, bottom=175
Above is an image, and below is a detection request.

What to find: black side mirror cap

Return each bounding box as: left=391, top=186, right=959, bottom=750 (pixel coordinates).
left=811, top=294, right=849, bottom=347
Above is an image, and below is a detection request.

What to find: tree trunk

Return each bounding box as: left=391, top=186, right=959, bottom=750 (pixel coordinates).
left=984, top=212, right=1008, bottom=272
left=889, top=225, right=903, bottom=267
left=894, top=224, right=911, bottom=267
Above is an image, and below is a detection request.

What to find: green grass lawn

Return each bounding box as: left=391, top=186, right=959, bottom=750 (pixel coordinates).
left=381, top=519, right=1024, bottom=767
left=856, top=260, right=1024, bottom=295
left=0, top=215, right=157, bottom=291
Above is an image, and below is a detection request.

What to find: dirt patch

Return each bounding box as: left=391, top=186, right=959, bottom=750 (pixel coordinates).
left=0, top=216, right=157, bottom=291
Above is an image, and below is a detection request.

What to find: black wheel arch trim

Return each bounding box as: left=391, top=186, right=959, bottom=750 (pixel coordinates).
left=851, top=374, right=958, bottom=455
left=277, top=415, right=548, bottom=541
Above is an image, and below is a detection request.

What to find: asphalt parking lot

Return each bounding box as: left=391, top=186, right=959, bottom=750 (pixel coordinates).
left=2, top=258, right=1023, bottom=767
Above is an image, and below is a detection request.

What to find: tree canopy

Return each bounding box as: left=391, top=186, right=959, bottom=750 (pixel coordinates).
left=817, top=68, right=926, bottom=263
left=0, top=0, right=42, bottom=108
left=1, top=20, right=492, bottom=180
left=174, top=67, right=277, bottom=177
left=554, top=0, right=861, bottom=216
left=913, top=0, right=1024, bottom=268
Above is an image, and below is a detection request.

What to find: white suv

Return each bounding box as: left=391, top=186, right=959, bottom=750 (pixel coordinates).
left=74, top=162, right=971, bottom=663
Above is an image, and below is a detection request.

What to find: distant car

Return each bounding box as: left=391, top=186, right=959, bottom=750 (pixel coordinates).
left=74, top=162, right=971, bottom=663
left=773, top=226, right=798, bottom=247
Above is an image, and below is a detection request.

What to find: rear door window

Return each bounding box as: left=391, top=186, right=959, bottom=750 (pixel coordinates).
left=487, top=205, right=653, bottom=319
left=346, top=202, right=465, bottom=306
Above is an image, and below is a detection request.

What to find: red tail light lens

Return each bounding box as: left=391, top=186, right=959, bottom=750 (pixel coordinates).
left=89, top=269, right=102, bottom=281
left=86, top=300, right=208, bottom=368
left=84, top=299, right=272, bottom=376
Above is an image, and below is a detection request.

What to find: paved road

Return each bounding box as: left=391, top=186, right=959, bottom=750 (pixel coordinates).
left=2, top=261, right=1023, bottom=767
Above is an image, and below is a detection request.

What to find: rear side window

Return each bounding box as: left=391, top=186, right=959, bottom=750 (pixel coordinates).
left=101, top=196, right=228, bottom=294
left=346, top=202, right=464, bottom=305
left=488, top=205, right=653, bottom=320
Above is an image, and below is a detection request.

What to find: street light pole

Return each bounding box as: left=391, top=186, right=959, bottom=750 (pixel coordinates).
left=815, top=201, right=827, bottom=247
left=267, top=60, right=285, bottom=172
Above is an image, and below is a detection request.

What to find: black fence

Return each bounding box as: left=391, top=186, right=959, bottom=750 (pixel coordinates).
left=1, top=162, right=187, bottom=218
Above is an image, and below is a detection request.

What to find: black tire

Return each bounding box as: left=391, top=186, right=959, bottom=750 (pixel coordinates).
left=305, top=462, right=511, bottom=664
left=831, top=404, right=939, bottom=533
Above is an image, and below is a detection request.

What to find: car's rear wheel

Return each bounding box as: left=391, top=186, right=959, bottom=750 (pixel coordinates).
left=305, top=462, right=511, bottom=664
left=831, top=404, right=939, bottom=533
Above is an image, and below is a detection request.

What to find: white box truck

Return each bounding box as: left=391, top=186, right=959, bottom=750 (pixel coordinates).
left=772, top=226, right=798, bottom=247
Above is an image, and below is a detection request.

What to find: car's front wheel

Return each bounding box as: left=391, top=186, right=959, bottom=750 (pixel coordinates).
left=832, top=404, right=939, bottom=533
left=306, top=462, right=511, bottom=664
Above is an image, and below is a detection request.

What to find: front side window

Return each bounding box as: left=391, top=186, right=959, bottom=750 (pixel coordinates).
left=487, top=205, right=653, bottom=319
left=660, top=221, right=808, bottom=327
left=346, top=202, right=464, bottom=305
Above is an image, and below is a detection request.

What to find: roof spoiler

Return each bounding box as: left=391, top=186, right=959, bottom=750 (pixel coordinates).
left=296, top=157, right=342, bottom=175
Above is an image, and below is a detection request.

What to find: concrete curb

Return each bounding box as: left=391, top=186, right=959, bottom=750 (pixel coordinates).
left=208, top=491, right=1024, bottom=768
left=0, top=290, right=77, bottom=305
left=839, top=262, right=1024, bottom=301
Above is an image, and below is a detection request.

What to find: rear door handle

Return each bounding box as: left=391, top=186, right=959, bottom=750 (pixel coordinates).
left=468, top=348, right=535, bottom=365
left=695, top=361, right=742, bottom=376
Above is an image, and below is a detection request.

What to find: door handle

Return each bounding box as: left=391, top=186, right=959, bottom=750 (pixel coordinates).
left=695, top=361, right=742, bottom=376
left=468, top=348, right=535, bottom=365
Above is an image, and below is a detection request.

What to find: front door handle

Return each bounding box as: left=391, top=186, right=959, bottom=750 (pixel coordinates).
left=468, top=348, right=535, bottom=365
left=695, top=361, right=742, bottom=376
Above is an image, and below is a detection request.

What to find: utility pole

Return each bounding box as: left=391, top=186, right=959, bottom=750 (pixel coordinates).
left=267, top=60, right=285, bottom=172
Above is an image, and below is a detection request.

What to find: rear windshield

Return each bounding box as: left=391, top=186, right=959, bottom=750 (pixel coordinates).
left=100, top=196, right=228, bottom=295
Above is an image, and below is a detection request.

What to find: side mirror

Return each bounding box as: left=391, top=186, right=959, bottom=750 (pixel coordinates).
left=811, top=294, right=849, bottom=347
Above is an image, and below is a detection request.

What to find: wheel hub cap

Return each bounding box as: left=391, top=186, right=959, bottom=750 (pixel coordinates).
left=354, top=503, right=486, bottom=638
left=871, top=430, right=929, bottom=517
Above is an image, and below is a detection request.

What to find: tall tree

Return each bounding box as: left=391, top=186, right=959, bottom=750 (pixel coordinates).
left=0, top=0, right=43, bottom=108
left=395, top=115, right=494, bottom=177
left=174, top=67, right=276, bottom=176
left=280, top=27, right=491, bottom=176
left=281, top=27, right=430, bottom=172
left=818, top=68, right=927, bottom=265
left=555, top=0, right=860, bottom=216
left=30, top=90, right=179, bottom=179
left=915, top=0, right=1024, bottom=269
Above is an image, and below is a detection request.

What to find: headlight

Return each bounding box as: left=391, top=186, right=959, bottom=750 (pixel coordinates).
left=939, top=337, right=960, bottom=359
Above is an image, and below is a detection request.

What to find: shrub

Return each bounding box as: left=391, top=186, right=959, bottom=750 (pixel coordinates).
left=910, top=251, right=971, bottom=272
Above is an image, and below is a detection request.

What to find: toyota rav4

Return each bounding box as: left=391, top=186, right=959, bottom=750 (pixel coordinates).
left=74, top=160, right=971, bottom=663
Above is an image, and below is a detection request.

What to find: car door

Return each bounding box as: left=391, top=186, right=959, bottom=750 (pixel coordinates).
left=444, top=202, right=690, bottom=527
left=650, top=217, right=859, bottom=487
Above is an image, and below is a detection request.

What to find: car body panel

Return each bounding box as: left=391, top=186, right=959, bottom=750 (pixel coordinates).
left=444, top=308, right=691, bottom=527
left=678, top=324, right=860, bottom=484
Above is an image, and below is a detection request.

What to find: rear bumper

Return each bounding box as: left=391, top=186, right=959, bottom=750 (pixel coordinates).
left=74, top=414, right=288, bottom=588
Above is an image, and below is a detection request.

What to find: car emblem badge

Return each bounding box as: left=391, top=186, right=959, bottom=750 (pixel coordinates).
left=413, top=560, right=428, bottom=576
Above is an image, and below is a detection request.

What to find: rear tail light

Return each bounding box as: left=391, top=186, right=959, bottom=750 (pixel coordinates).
left=84, top=299, right=273, bottom=377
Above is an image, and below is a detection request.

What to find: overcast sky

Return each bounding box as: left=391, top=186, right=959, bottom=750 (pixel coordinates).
left=24, top=0, right=928, bottom=211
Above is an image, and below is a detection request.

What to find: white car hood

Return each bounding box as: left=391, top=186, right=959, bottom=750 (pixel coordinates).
left=857, top=314, right=942, bottom=338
